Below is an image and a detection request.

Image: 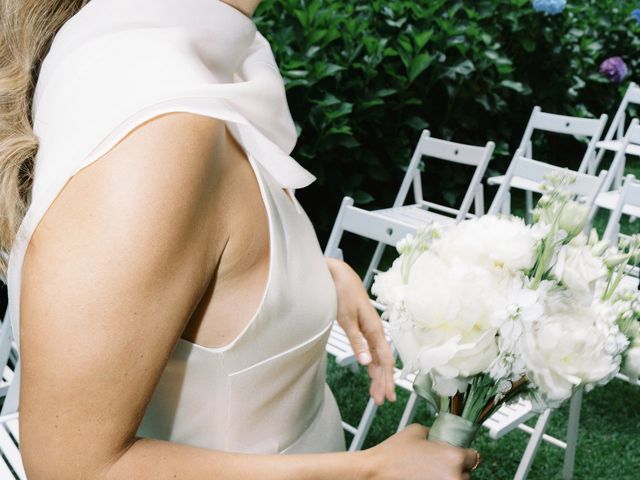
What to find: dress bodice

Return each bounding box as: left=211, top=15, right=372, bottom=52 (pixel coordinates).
left=7, top=0, right=345, bottom=454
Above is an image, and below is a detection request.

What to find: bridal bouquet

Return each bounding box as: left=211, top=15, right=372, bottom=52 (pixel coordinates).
left=372, top=173, right=640, bottom=447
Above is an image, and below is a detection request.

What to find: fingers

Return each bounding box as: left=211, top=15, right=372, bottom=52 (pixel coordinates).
left=359, top=302, right=396, bottom=402
left=462, top=448, right=481, bottom=472
left=341, top=320, right=372, bottom=366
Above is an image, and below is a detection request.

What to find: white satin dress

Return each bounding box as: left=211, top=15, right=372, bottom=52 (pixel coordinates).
left=7, top=0, right=346, bottom=454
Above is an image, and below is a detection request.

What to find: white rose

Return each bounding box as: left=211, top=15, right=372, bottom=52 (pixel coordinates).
left=553, top=236, right=607, bottom=303
left=521, top=308, right=621, bottom=404
left=434, top=216, right=538, bottom=274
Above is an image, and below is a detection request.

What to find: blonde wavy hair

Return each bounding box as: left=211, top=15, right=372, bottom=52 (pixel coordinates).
left=0, top=0, right=90, bottom=279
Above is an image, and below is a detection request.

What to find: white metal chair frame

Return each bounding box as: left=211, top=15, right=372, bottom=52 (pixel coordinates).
left=0, top=311, right=24, bottom=479
left=488, top=107, right=608, bottom=221
left=484, top=156, right=607, bottom=478
left=324, top=196, right=418, bottom=451
left=594, top=119, right=640, bottom=218
left=517, top=175, right=640, bottom=480
left=603, top=173, right=640, bottom=321
left=594, top=82, right=640, bottom=187
left=488, top=150, right=608, bottom=230
left=362, top=131, right=495, bottom=289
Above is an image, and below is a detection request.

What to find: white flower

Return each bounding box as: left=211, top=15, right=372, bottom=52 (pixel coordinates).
left=371, top=257, right=405, bottom=307
left=557, top=201, right=590, bottom=237
left=521, top=307, right=623, bottom=404
left=622, top=342, right=640, bottom=382
left=433, top=216, right=539, bottom=274
left=489, top=277, right=544, bottom=381
left=405, top=254, right=508, bottom=331
left=389, top=253, right=506, bottom=395
left=552, top=235, right=607, bottom=303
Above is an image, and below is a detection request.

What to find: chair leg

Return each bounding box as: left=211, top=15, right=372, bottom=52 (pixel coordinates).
left=501, top=191, right=512, bottom=216
left=363, top=242, right=386, bottom=291
left=614, top=157, right=626, bottom=189
left=348, top=397, right=379, bottom=451
left=562, top=388, right=583, bottom=480
left=397, top=391, right=420, bottom=432
left=475, top=184, right=485, bottom=216
left=514, top=408, right=553, bottom=480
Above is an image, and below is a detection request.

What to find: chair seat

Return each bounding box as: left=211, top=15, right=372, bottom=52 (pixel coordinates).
left=596, top=189, right=640, bottom=217
left=0, top=413, right=25, bottom=480
left=487, top=174, right=544, bottom=194
left=596, top=139, right=640, bottom=157
left=482, top=398, right=537, bottom=440
left=373, top=204, right=458, bottom=229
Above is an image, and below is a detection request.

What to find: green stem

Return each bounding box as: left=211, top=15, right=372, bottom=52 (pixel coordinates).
left=440, top=395, right=450, bottom=413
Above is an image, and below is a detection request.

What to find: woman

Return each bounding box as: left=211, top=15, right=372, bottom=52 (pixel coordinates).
left=0, top=0, right=481, bottom=478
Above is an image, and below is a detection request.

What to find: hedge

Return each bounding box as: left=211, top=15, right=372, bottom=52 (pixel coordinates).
left=254, top=0, right=640, bottom=243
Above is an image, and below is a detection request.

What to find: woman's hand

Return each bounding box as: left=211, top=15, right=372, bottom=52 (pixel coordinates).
left=325, top=257, right=396, bottom=405
left=360, top=424, right=481, bottom=480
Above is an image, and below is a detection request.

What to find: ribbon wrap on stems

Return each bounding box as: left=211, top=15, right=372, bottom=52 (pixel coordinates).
left=413, top=373, right=480, bottom=448
left=428, top=412, right=480, bottom=448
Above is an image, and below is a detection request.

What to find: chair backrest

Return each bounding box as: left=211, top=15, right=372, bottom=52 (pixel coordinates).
left=602, top=119, right=640, bottom=192
left=604, top=174, right=640, bottom=243
left=488, top=150, right=607, bottom=220
left=602, top=82, right=640, bottom=142
left=324, top=197, right=418, bottom=261
left=0, top=310, right=18, bottom=415
left=518, top=106, right=608, bottom=174
left=393, top=130, right=494, bottom=221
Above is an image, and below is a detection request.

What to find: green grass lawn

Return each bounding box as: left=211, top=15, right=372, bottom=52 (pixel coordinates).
left=327, top=357, right=640, bottom=479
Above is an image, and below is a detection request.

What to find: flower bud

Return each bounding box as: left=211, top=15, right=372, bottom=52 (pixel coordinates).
left=558, top=201, right=589, bottom=237
left=592, top=240, right=610, bottom=257
left=605, top=254, right=630, bottom=269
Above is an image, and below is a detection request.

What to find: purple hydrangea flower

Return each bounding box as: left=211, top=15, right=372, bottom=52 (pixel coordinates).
left=532, top=0, right=566, bottom=15
left=632, top=9, right=640, bottom=24
left=599, top=57, right=629, bottom=84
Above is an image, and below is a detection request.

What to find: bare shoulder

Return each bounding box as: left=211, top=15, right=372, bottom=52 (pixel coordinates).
left=25, top=111, right=228, bottom=289
left=19, top=112, right=230, bottom=474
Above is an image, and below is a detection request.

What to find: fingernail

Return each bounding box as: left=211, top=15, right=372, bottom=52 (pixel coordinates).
left=358, top=352, right=372, bottom=364
left=390, top=391, right=397, bottom=402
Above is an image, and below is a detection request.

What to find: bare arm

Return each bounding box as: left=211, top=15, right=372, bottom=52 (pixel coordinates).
left=19, top=112, right=476, bottom=480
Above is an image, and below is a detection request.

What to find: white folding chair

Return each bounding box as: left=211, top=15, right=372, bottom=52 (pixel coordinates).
left=512, top=175, right=640, bottom=480
left=595, top=82, right=640, bottom=187
left=361, top=131, right=494, bottom=288
left=603, top=173, right=640, bottom=312
left=485, top=157, right=606, bottom=479
left=0, top=310, right=16, bottom=399
left=595, top=119, right=640, bottom=215
left=324, top=196, right=421, bottom=450
left=488, top=151, right=608, bottom=230
left=0, top=315, right=25, bottom=479
left=488, top=107, right=608, bottom=221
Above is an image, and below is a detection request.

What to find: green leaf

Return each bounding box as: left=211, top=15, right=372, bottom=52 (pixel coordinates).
left=500, top=80, right=529, bottom=94
left=408, top=53, right=435, bottom=82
